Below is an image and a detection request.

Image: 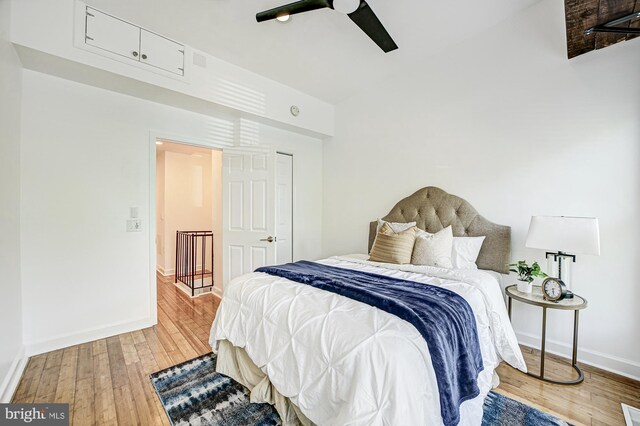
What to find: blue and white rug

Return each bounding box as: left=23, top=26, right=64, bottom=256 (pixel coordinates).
left=150, top=353, right=570, bottom=426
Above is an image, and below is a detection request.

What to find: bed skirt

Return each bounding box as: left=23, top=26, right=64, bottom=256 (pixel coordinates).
left=215, top=340, right=314, bottom=426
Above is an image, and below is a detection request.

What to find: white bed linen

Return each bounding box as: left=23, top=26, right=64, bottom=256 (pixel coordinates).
left=210, top=255, right=526, bottom=426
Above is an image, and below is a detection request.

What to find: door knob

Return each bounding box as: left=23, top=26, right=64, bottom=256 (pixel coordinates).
left=132, top=51, right=139, bottom=57
left=260, top=236, right=276, bottom=243
left=141, top=53, right=148, bottom=60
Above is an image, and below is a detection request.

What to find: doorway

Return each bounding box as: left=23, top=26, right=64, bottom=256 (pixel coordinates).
left=155, top=140, right=223, bottom=297
left=150, top=139, right=295, bottom=315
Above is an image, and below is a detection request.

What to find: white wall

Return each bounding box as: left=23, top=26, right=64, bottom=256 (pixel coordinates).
left=0, top=0, right=25, bottom=401
left=259, top=125, right=324, bottom=262
left=20, top=69, right=323, bottom=355
left=323, top=0, right=640, bottom=378
left=157, top=148, right=218, bottom=277
left=9, top=0, right=334, bottom=137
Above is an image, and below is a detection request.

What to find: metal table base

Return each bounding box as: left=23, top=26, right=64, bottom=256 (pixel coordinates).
left=508, top=298, right=585, bottom=385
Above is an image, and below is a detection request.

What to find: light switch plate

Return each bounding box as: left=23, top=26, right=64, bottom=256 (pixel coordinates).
left=127, top=219, right=142, bottom=232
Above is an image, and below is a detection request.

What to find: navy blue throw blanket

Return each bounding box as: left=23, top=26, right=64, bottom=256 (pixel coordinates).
left=256, top=261, right=484, bottom=426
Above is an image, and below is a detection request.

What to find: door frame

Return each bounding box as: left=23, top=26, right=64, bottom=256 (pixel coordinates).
left=276, top=151, right=294, bottom=263
left=148, top=130, right=228, bottom=326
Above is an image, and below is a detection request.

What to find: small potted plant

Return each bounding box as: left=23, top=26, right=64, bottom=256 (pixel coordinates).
left=508, top=260, right=547, bottom=294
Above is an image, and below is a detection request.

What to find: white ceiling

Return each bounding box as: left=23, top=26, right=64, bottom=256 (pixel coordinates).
left=88, top=0, right=540, bottom=104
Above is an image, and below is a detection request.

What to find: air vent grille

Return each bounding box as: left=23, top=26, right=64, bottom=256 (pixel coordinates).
left=193, top=52, right=207, bottom=68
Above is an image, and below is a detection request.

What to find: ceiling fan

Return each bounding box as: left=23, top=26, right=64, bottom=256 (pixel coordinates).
left=256, top=0, right=398, bottom=53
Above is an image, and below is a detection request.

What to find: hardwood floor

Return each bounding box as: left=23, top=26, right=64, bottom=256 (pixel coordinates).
left=12, top=274, right=640, bottom=425
left=12, top=274, right=218, bottom=426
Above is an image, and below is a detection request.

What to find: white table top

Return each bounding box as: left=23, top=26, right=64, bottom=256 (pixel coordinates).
left=506, top=285, right=587, bottom=310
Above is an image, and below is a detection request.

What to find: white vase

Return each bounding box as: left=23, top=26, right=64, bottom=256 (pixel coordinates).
left=517, top=280, right=532, bottom=294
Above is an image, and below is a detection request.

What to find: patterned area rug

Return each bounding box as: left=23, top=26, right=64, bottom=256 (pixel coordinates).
left=482, top=391, right=570, bottom=426
left=150, top=353, right=570, bottom=426
left=150, top=353, right=280, bottom=425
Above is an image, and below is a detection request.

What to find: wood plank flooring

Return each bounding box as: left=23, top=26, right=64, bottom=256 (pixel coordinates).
left=12, top=274, right=640, bottom=425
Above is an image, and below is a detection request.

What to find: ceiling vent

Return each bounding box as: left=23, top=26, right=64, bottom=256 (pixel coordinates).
left=193, top=52, right=207, bottom=68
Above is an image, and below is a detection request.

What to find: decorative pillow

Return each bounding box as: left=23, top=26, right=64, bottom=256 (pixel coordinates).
left=411, top=226, right=454, bottom=268
left=369, top=222, right=417, bottom=264
left=376, top=219, right=417, bottom=234
left=451, top=236, right=486, bottom=270
left=414, top=230, right=486, bottom=270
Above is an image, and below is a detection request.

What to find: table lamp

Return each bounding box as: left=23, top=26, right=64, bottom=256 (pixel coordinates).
left=525, top=216, right=600, bottom=291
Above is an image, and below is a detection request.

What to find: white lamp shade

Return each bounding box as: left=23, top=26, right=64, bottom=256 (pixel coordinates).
left=526, top=216, right=600, bottom=255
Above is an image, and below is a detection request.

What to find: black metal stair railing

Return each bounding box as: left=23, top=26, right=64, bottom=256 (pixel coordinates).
left=175, top=231, right=214, bottom=297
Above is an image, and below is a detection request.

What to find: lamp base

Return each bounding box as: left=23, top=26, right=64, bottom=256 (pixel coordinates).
left=545, top=251, right=576, bottom=282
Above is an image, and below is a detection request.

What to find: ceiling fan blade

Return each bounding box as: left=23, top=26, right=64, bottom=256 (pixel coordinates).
left=348, top=1, right=398, bottom=52
left=256, top=0, right=330, bottom=22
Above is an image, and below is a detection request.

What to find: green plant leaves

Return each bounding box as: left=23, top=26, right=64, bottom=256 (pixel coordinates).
left=507, top=260, right=548, bottom=282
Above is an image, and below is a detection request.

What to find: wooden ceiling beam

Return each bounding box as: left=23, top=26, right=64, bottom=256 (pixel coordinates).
left=596, top=0, right=636, bottom=48
left=565, top=0, right=639, bottom=58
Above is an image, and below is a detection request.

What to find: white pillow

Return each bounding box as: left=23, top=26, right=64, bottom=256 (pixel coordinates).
left=376, top=219, right=417, bottom=234
left=411, top=226, right=453, bottom=268
left=451, top=236, right=486, bottom=270
left=415, top=229, right=486, bottom=270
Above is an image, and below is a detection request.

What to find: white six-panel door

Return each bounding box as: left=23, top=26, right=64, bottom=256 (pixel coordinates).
left=222, top=148, right=276, bottom=286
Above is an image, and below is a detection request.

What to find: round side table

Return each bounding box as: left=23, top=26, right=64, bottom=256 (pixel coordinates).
left=506, top=284, right=588, bottom=385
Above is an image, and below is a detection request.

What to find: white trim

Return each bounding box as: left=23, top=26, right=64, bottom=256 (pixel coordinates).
left=24, top=317, right=154, bottom=357
left=173, top=281, right=212, bottom=299
left=149, top=133, right=158, bottom=327
left=0, top=346, right=28, bottom=402
left=211, top=286, right=223, bottom=298
left=516, top=330, right=640, bottom=381
left=622, top=403, right=640, bottom=426
left=157, top=266, right=208, bottom=277
left=156, top=266, right=174, bottom=276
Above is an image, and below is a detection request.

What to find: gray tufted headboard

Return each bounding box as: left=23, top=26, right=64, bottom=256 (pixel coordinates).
left=368, top=186, right=511, bottom=274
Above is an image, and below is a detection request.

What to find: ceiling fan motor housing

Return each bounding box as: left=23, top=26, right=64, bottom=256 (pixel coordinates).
left=256, top=0, right=397, bottom=53
left=332, top=0, right=360, bottom=14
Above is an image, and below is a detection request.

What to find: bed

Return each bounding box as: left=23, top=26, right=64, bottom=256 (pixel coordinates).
left=209, top=186, right=527, bottom=426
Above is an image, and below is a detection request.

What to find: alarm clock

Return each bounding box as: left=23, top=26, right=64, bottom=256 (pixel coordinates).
left=542, top=277, right=574, bottom=302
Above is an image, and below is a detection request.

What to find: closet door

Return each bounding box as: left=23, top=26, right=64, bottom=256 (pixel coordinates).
left=85, top=7, right=141, bottom=62
left=139, top=30, right=185, bottom=75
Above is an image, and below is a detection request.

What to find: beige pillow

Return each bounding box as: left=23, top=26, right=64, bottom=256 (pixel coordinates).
left=412, top=226, right=454, bottom=268
left=369, top=222, right=417, bottom=264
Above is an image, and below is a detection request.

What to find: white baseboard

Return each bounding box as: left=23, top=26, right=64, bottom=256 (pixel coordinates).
left=516, top=330, right=640, bottom=381
left=0, top=345, right=28, bottom=403
left=156, top=266, right=209, bottom=277
left=211, top=286, right=223, bottom=298
left=24, top=317, right=156, bottom=357
left=156, top=266, right=174, bottom=276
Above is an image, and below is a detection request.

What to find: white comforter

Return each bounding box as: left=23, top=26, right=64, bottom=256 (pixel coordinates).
left=209, top=255, right=526, bottom=426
